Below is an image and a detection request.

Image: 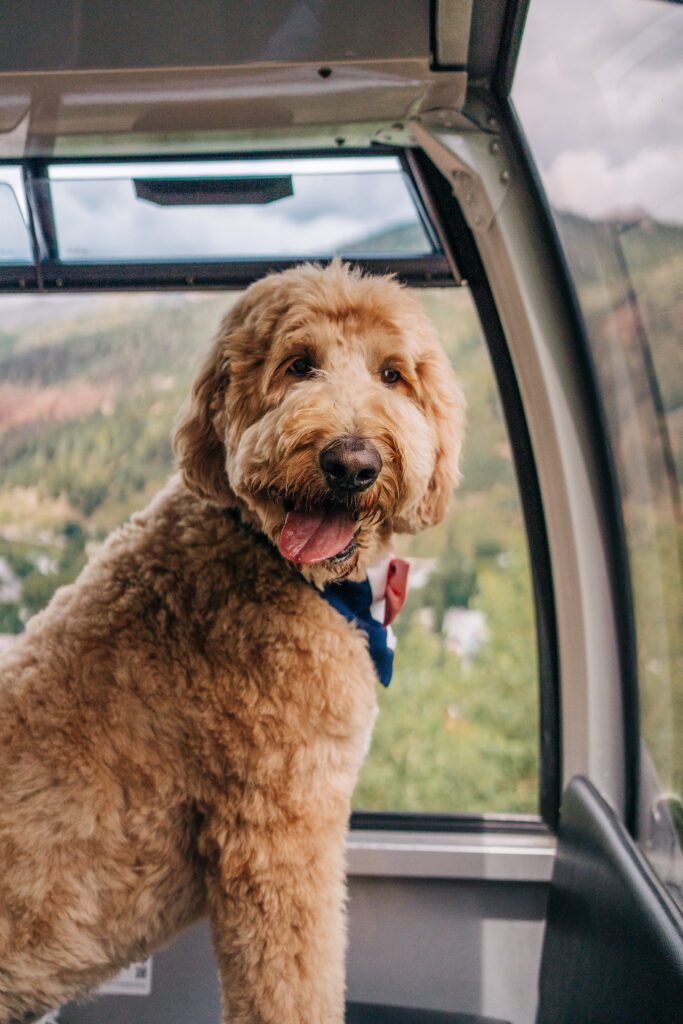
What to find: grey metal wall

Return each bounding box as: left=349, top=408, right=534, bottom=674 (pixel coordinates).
left=59, top=875, right=547, bottom=1024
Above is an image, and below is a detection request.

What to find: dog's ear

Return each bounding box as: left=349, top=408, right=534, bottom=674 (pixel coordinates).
left=394, top=344, right=466, bottom=533
left=173, top=338, right=235, bottom=506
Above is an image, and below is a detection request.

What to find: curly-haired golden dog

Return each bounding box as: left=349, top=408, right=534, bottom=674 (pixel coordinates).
left=0, top=262, right=464, bottom=1023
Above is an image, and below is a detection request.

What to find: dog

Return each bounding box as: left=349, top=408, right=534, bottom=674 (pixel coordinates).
left=0, top=261, right=465, bottom=1023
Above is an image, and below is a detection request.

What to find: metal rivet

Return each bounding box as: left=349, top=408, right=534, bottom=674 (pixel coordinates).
left=465, top=192, right=474, bottom=204
left=500, top=169, right=510, bottom=184
left=489, top=140, right=500, bottom=154
left=487, top=114, right=499, bottom=130
left=474, top=215, right=483, bottom=227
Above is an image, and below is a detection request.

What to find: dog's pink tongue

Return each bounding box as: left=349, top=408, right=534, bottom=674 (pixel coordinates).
left=279, top=510, right=356, bottom=564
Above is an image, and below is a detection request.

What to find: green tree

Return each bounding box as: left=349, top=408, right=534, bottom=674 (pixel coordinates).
left=355, top=541, right=538, bottom=814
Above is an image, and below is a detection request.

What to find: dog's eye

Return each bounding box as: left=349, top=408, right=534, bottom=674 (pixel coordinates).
left=381, top=367, right=402, bottom=385
left=288, top=357, right=314, bottom=377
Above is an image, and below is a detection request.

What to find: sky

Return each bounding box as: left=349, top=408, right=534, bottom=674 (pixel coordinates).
left=513, top=0, right=683, bottom=225
left=50, top=170, right=425, bottom=259
left=0, top=157, right=428, bottom=263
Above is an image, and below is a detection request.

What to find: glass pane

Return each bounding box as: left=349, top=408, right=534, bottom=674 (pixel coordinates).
left=355, top=288, right=539, bottom=814
left=515, top=0, right=683, bottom=904
left=0, top=287, right=538, bottom=815
left=0, top=171, right=32, bottom=263
left=48, top=157, right=433, bottom=261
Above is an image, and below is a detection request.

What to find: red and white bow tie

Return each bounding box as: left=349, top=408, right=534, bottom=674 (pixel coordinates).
left=367, top=556, right=410, bottom=627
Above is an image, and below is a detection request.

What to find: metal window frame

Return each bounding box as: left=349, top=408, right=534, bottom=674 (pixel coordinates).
left=499, top=103, right=640, bottom=834
left=0, top=147, right=454, bottom=292
left=397, top=146, right=561, bottom=831
left=405, top=110, right=637, bottom=840
left=347, top=826, right=555, bottom=882
left=485, top=0, right=639, bottom=834
left=486, top=0, right=638, bottom=836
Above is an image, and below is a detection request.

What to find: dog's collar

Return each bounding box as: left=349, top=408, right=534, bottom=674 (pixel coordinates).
left=222, top=506, right=410, bottom=685
left=320, top=557, right=410, bottom=687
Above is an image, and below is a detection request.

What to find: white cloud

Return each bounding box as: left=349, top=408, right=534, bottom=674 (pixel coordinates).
left=514, top=0, right=683, bottom=224
left=51, top=170, right=423, bottom=260
left=544, top=145, right=683, bottom=223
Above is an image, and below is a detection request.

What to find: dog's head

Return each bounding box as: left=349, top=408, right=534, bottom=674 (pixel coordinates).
left=174, top=261, right=465, bottom=585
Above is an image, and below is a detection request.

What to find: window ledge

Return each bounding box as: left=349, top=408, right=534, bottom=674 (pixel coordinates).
left=347, top=830, right=556, bottom=882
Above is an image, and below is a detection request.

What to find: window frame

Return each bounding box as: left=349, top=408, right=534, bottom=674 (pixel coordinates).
left=0, top=143, right=555, bottom=836
left=499, top=104, right=640, bottom=838
left=507, top=101, right=643, bottom=831
left=0, top=148, right=453, bottom=292
left=498, top=0, right=640, bottom=833
left=353, top=148, right=560, bottom=833
left=402, top=120, right=636, bottom=849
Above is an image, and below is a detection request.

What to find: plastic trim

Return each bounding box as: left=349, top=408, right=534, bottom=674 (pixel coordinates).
left=411, top=147, right=561, bottom=830
left=347, top=829, right=555, bottom=883
left=0, top=255, right=453, bottom=292
left=350, top=811, right=546, bottom=834
left=502, top=100, right=640, bottom=837
left=492, top=0, right=530, bottom=99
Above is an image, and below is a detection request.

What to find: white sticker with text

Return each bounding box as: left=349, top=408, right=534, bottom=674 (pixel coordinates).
left=97, top=958, right=153, bottom=995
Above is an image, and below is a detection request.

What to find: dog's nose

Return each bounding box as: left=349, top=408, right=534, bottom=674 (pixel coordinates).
left=320, top=438, right=382, bottom=493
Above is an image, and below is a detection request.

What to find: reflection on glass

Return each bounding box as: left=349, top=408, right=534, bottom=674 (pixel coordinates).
left=48, top=157, right=432, bottom=261
left=0, top=181, right=32, bottom=263
left=0, top=289, right=538, bottom=815
left=515, top=0, right=683, bottom=905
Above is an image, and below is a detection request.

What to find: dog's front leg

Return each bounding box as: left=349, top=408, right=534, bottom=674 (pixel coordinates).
left=203, top=807, right=347, bottom=1024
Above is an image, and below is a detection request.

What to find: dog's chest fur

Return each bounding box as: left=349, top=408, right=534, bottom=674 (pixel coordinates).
left=16, top=476, right=379, bottom=810
left=0, top=477, right=379, bottom=1017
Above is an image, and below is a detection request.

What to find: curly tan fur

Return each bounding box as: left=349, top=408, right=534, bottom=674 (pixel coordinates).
left=0, top=262, right=465, bottom=1023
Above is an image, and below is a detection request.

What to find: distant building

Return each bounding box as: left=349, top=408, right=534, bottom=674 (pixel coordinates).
left=442, top=607, right=488, bottom=665
left=0, top=557, right=21, bottom=602
left=405, top=557, right=438, bottom=590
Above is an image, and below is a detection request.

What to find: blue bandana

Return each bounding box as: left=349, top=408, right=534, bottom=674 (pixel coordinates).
left=321, top=578, right=394, bottom=686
